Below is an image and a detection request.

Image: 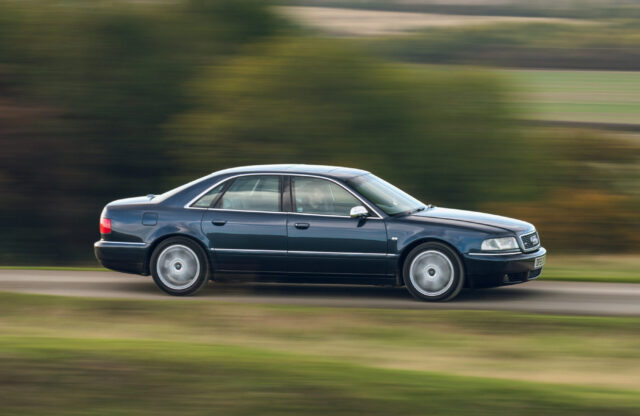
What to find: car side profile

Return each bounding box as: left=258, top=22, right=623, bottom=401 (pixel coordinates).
left=94, top=164, right=546, bottom=301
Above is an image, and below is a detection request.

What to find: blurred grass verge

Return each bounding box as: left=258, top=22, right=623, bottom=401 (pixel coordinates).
left=1, top=292, right=639, bottom=414
left=542, top=255, right=640, bottom=284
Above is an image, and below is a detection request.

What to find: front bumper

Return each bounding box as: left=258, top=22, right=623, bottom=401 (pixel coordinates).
left=463, top=247, right=546, bottom=288
left=94, top=240, right=150, bottom=275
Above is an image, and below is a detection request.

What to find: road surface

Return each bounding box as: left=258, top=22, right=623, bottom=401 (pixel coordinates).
left=1, top=270, right=639, bottom=316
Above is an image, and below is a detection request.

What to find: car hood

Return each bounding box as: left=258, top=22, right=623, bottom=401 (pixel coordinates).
left=410, top=207, right=534, bottom=233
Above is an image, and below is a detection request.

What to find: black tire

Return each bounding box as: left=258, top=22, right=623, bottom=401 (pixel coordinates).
left=150, top=237, right=210, bottom=296
left=402, top=242, right=464, bottom=302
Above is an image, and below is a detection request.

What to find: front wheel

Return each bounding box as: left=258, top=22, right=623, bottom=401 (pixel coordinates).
left=150, top=237, right=209, bottom=296
left=403, top=242, right=464, bottom=302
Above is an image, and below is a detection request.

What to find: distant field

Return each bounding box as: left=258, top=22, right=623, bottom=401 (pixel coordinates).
left=500, top=69, right=640, bottom=125
left=278, top=6, right=585, bottom=36
left=406, top=65, right=640, bottom=126
left=1, top=293, right=640, bottom=414
left=282, top=0, right=640, bottom=18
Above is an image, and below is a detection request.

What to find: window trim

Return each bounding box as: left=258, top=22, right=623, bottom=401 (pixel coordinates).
left=184, top=173, right=383, bottom=219
left=213, top=175, right=282, bottom=213
left=191, top=181, right=231, bottom=209
left=290, top=176, right=370, bottom=219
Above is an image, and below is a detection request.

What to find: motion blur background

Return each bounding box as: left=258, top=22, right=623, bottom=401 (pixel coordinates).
left=2, top=2, right=640, bottom=415
left=1, top=0, right=639, bottom=265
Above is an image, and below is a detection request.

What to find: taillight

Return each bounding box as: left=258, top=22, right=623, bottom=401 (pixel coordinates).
left=100, top=217, right=112, bottom=234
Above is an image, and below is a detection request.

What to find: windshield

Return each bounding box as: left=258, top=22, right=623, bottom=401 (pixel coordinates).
left=347, top=174, right=424, bottom=216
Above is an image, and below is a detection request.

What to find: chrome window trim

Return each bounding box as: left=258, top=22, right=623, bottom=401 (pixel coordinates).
left=288, top=211, right=376, bottom=220
left=289, top=175, right=382, bottom=219
left=184, top=172, right=384, bottom=219
left=207, top=208, right=287, bottom=216
left=184, top=173, right=282, bottom=211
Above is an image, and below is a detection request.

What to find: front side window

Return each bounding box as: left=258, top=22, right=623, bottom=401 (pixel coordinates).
left=293, top=176, right=361, bottom=216
left=347, top=174, right=423, bottom=215
left=217, top=176, right=281, bottom=212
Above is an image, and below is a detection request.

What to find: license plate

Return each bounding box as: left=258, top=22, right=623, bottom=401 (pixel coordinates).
left=534, top=255, right=546, bottom=269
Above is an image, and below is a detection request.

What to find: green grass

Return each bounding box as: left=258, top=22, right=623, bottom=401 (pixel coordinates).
left=3, top=337, right=640, bottom=416
left=1, top=292, right=639, bottom=414
left=542, top=255, right=640, bottom=284
left=500, top=69, right=640, bottom=125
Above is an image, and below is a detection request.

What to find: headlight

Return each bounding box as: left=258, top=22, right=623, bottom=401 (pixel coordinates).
left=481, top=237, right=519, bottom=251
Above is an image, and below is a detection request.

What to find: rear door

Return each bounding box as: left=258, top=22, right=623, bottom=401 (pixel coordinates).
left=286, top=176, right=388, bottom=276
left=201, top=175, right=287, bottom=273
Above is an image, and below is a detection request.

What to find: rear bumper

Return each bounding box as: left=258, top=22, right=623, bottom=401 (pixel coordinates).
left=463, top=247, right=546, bottom=288
left=94, top=240, right=150, bottom=275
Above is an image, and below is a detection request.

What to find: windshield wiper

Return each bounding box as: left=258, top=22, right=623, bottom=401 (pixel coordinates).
left=392, top=205, right=430, bottom=217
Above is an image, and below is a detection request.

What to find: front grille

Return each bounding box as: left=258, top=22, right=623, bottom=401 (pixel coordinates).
left=520, top=231, right=540, bottom=251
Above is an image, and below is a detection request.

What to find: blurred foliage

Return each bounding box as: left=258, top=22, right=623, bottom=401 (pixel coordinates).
left=0, top=0, right=639, bottom=264
left=169, top=40, right=532, bottom=205
left=0, top=0, right=282, bottom=263
left=485, top=131, right=640, bottom=252
left=369, top=22, right=640, bottom=70
left=486, top=189, right=640, bottom=253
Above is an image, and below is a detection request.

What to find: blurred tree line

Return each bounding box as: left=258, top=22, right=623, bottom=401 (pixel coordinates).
left=0, top=0, right=638, bottom=264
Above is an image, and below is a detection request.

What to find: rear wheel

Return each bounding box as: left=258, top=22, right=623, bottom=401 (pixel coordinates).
left=403, top=242, right=464, bottom=301
left=150, top=237, right=209, bottom=296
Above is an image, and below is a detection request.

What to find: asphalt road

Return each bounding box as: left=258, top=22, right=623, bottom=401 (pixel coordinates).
left=1, top=270, right=639, bottom=316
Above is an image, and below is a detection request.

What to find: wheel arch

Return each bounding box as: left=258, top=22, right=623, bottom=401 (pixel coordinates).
left=146, top=233, right=211, bottom=275
left=396, top=238, right=464, bottom=286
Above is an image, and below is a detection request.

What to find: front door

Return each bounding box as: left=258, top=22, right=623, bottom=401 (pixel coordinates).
left=286, top=176, right=388, bottom=276
left=201, top=175, right=287, bottom=273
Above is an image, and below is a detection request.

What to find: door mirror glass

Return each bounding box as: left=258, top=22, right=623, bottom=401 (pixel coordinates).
left=349, top=205, right=368, bottom=218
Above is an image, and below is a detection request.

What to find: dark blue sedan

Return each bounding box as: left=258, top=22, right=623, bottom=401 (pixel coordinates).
left=94, top=164, right=546, bottom=301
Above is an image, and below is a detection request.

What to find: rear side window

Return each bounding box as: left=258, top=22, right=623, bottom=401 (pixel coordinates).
left=192, top=183, right=225, bottom=208
left=216, top=176, right=281, bottom=212
left=292, top=176, right=360, bottom=216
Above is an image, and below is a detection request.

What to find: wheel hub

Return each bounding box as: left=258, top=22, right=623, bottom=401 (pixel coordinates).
left=409, top=250, right=455, bottom=297
left=156, top=245, right=200, bottom=290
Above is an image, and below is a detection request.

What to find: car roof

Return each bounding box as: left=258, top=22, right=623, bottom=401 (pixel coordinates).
left=212, top=164, right=370, bottom=180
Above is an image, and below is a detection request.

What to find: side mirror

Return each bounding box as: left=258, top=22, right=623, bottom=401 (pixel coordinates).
left=349, top=205, right=368, bottom=218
